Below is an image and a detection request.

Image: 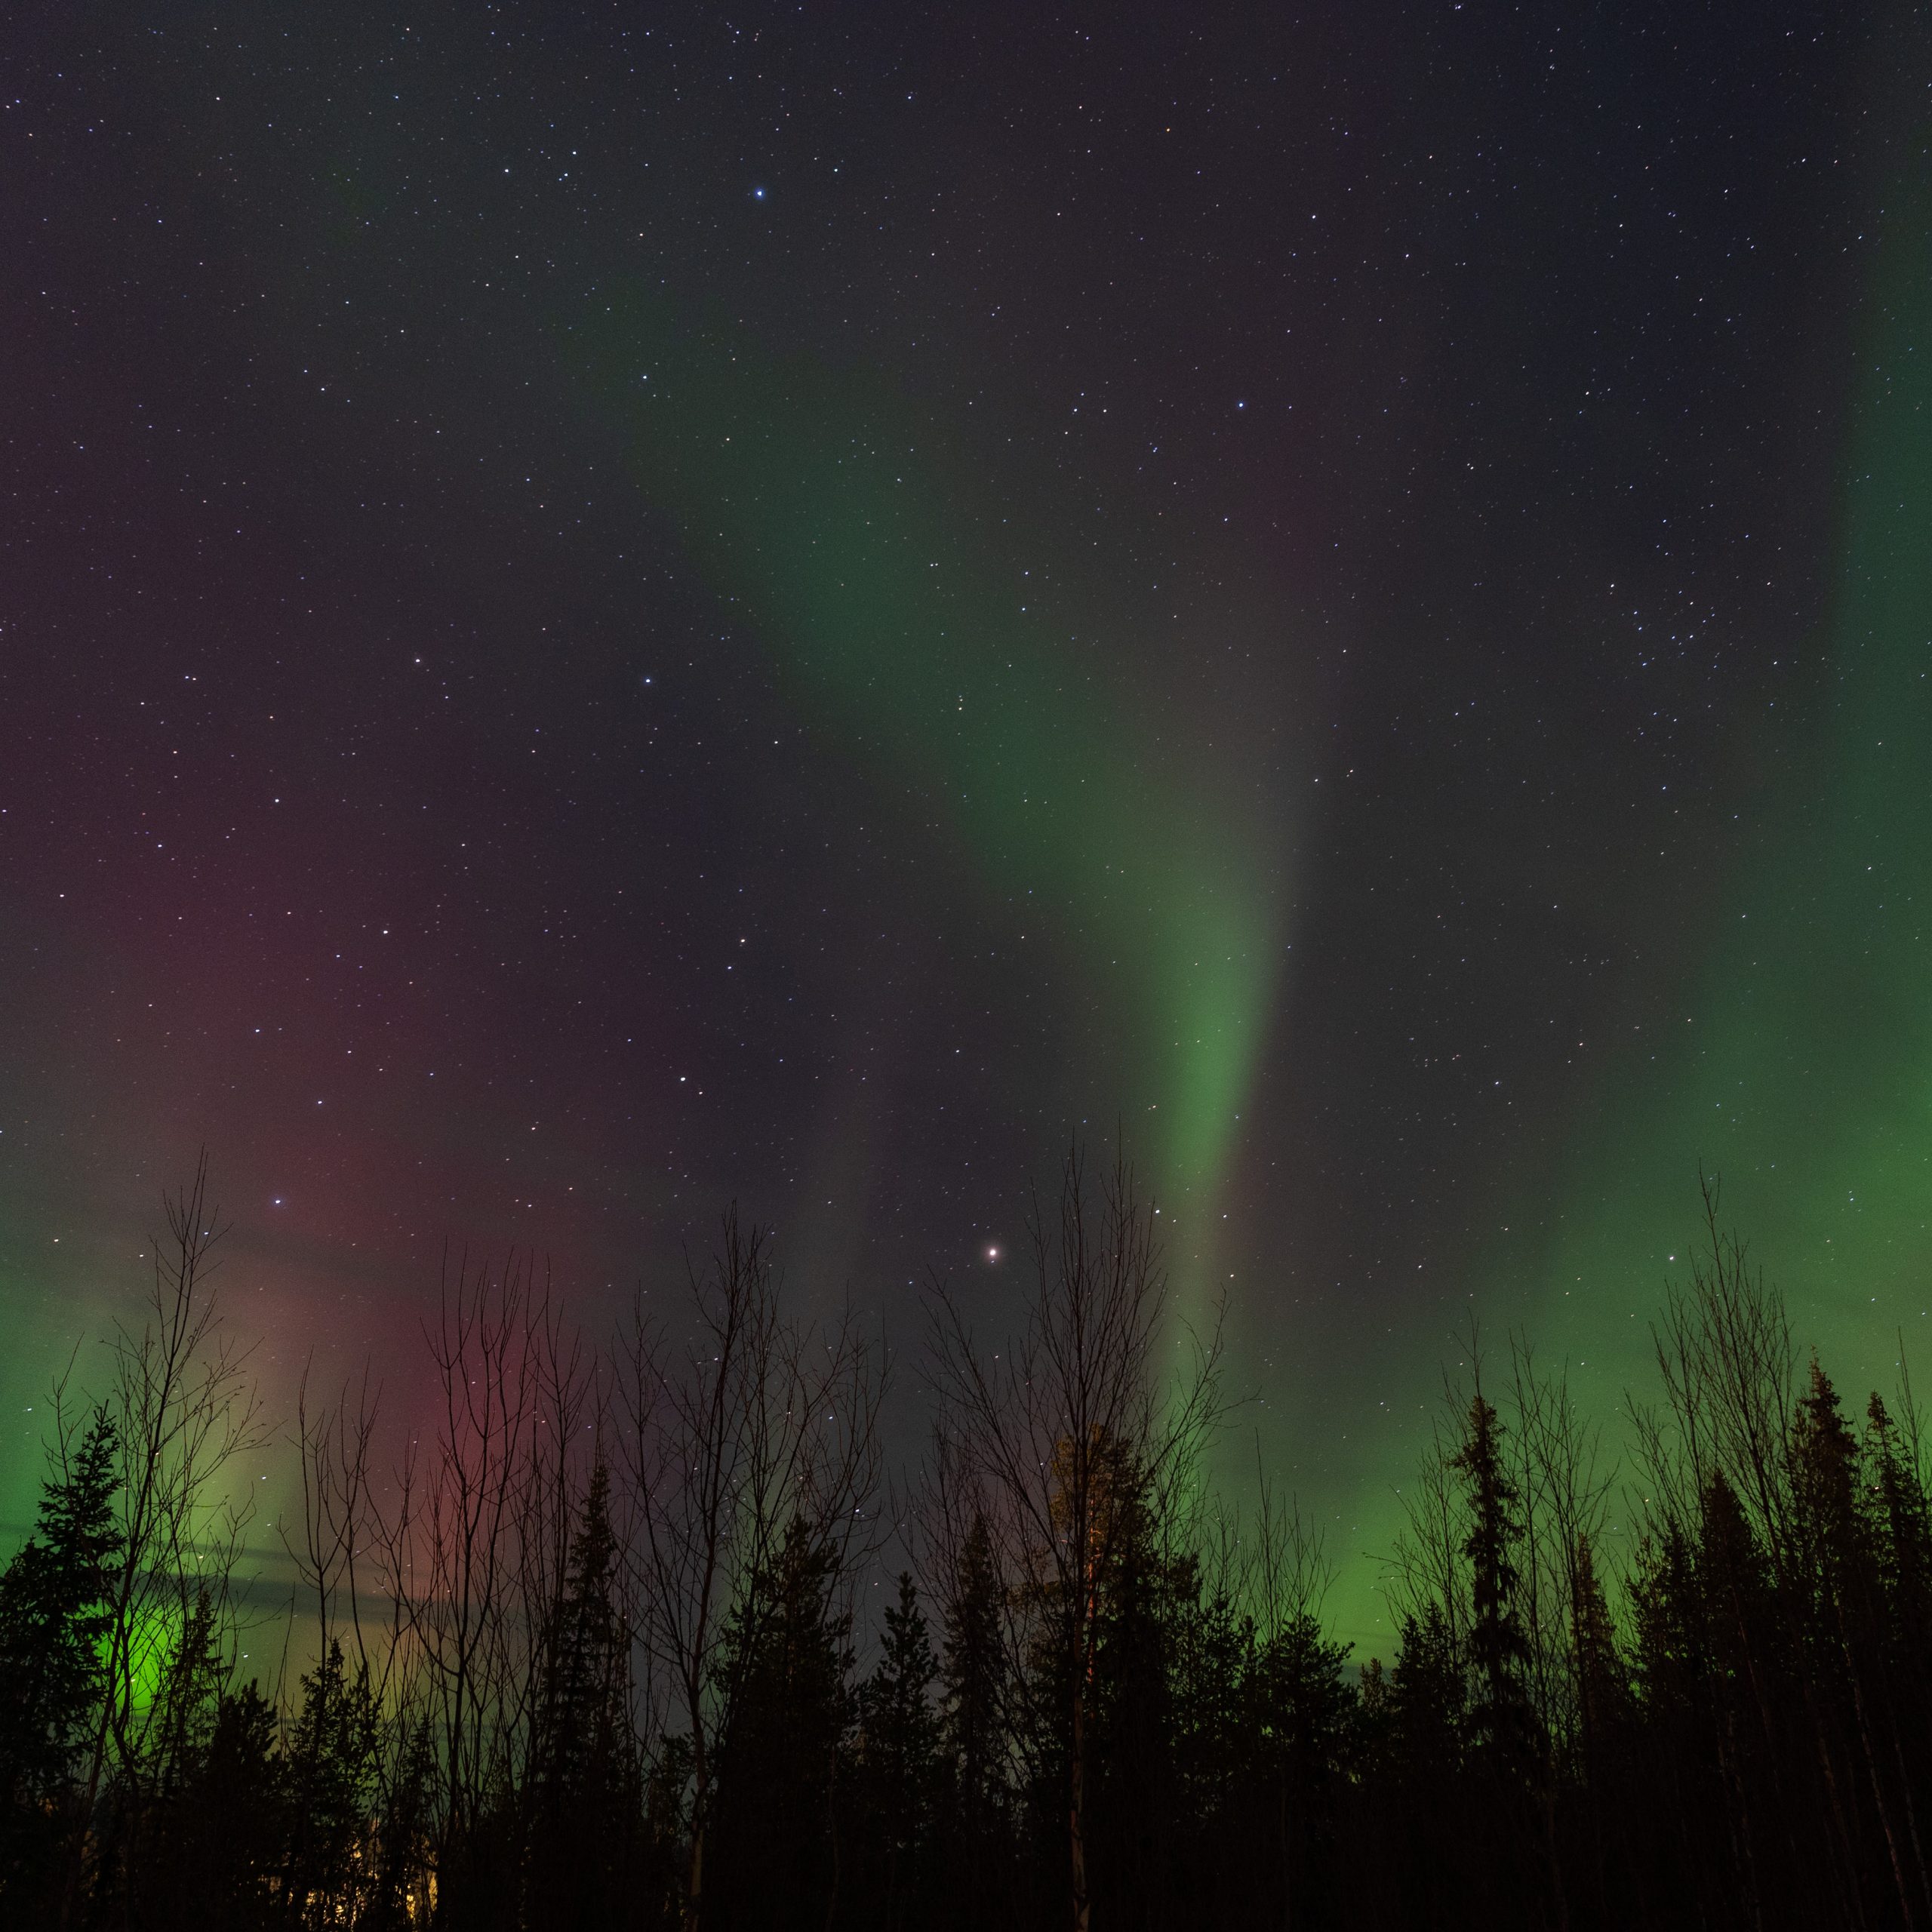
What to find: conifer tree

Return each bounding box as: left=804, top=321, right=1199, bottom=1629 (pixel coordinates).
left=1565, top=1534, right=1632, bottom=1928
left=709, top=1517, right=854, bottom=1931
left=534, top=1460, right=630, bottom=1799
left=1790, top=1358, right=1867, bottom=1609
left=1451, top=1392, right=1535, bottom=1767
left=527, top=1459, right=639, bottom=1930
left=368, top=1706, right=438, bottom=1932
left=939, top=1512, right=1010, bottom=1927
left=204, top=1684, right=287, bottom=1924
left=103, top=1586, right=230, bottom=1927
left=130, top=1676, right=285, bottom=1932
left=927, top=1150, right=1224, bottom=1932
left=1384, top=1603, right=1467, bottom=1920
left=148, top=1589, right=226, bottom=1800
left=1568, top=1534, right=1627, bottom=1747
left=1449, top=1390, right=1552, bottom=1925
left=1790, top=1359, right=1925, bottom=1924
left=1391, top=1603, right=1465, bottom=1777
left=281, top=1638, right=379, bottom=1927
left=1866, top=1392, right=1932, bottom=1638
left=1241, top=1594, right=1355, bottom=1931
left=0, top=1407, right=122, bottom=1907
left=1684, top=1472, right=1785, bottom=1924
left=854, top=1573, right=941, bottom=1930
left=1082, top=1473, right=1180, bottom=1928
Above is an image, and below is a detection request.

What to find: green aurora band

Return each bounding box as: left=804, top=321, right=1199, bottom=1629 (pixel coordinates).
left=1531, top=99, right=1932, bottom=1370
left=571, top=291, right=1287, bottom=1318
left=1331, top=66, right=1932, bottom=1647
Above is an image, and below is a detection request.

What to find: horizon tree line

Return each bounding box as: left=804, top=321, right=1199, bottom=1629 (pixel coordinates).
left=2, top=1154, right=1928, bottom=1930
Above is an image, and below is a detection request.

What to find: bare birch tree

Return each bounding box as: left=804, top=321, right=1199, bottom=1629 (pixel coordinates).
left=620, top=1210, right=881, bottom=1932
left=61, top=1158, right=265, bottom=1926
left=926, top=1146, right=1225, bottom=1932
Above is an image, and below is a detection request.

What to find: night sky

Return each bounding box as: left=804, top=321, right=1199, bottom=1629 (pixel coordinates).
left=5, top=1, right=1928, bottom=1646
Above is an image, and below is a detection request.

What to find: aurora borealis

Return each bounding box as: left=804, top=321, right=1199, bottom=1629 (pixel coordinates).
left=4, top=0, right=1928, bottom=1647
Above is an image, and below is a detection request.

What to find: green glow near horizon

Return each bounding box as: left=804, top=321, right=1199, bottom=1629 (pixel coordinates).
left=1330, top=77, right=1932, bottom=1651
left=1522, top=93, right=1932, bottom=1358
left=573, top=292, right=1284, bottom=1313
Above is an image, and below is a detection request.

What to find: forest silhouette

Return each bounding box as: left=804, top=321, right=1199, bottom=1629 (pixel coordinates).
left=4, top=1152, right=1927, bottom=1931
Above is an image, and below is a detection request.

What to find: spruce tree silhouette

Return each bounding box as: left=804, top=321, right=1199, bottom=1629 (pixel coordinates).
left=708, top=1518, right=854, bottom=1932
left=852, top=1573, right=941, bottom=1931
left=1083, top=1467, right=1178, bottom=1932
left=940, top=1512, right=1010, bottom=1930
left=281, top=1638, right=379, bottom=1925
left=527, top=1460, right=641, bottom=1930
left=1792, top=1360, right=1924, bottom=1925
left=106, top=1586, right=229, bottom=1926
left=30, top=1169, right=1932, bottom=1930
left=1450, top=1388, right=1552, bottom=1925
left=1452, top=1391, right=1535, bottom=1768
left=1866, top=1392, right=1932, bottom=1635
left=1387, top=1602, right=1467, bottom=1924
left=0, top=1408, right=122, bottom=1912
left=125, top=1673, right=284, bottom=1932
left=1241, top=1594, right=1356, bottom=1930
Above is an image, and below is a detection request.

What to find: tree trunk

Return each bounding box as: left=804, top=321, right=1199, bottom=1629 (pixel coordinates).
left=685, top=1821, right=706, bottom=1932
left=1069, top=1686, right=1091, bottom=1932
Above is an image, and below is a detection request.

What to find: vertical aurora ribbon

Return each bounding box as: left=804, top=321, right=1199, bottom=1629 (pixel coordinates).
left=1514, top=63, right=1932, bottom=1380
left=570, top=292, right=1284, bottom=1318
left=1320, top=49, right=1932, bottom=1648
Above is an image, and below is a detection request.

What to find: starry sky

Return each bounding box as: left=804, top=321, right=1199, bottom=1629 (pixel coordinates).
left=3, top=0, right=1928, bottom=1647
